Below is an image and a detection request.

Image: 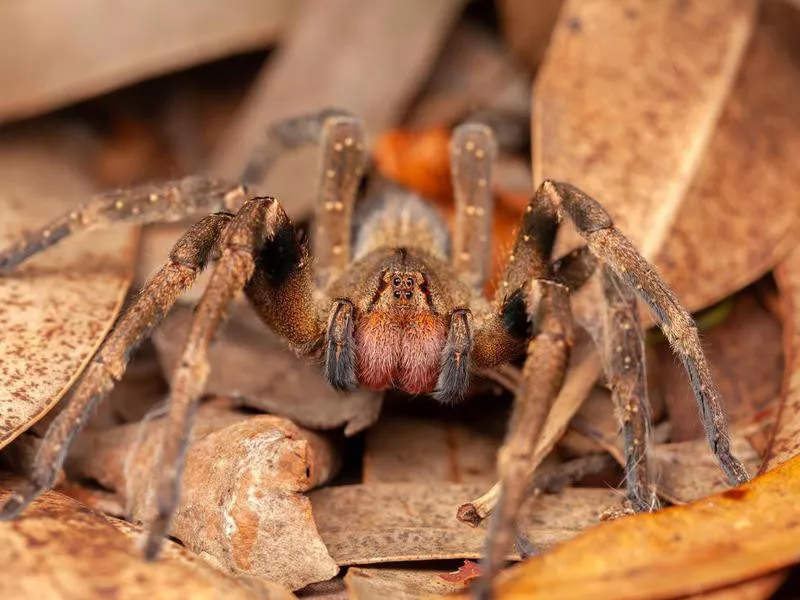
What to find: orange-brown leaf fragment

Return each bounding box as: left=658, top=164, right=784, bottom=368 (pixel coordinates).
left=446, top=454, right=800, bottom=600
left=438, top=560, right=482, bottom=585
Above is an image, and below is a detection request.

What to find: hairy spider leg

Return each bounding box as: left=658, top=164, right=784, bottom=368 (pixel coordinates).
left=450, top=122, right=497, bottom=292
left=146, top=197, right=309, bottom=558
left=478, top=279, right=573, bottom=599
left=602, top=265, right=657, bottom=512
left=540, top=179, right=749, bottom=486
left=0, top=177, right=247, bottom=274
left=313, top=115, right=368, bottom=288
left=0, top=213, right=233, bottom=521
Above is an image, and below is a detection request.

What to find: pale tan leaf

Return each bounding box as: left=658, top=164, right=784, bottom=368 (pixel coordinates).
left=0, top=124, right=137, bottom=449
left=154, top=305, right=382, bottom=435
left=311, top=483, right=618, bottom=565
left=0, top=1, right=297, bottom=123
left=66, top=400, right=339, bottom=590
left=0, top=474, right=264, bottom=600
left=537, top=0, right=756, bottom=258
left=654, top=4, right=800, bottom=311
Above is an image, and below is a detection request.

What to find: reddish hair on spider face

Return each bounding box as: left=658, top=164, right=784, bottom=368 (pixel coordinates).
left=356, top=311, right=446, bottom=394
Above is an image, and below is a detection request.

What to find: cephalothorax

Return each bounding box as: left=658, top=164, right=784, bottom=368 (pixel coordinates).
left=0, top=110, right=748, bottom=595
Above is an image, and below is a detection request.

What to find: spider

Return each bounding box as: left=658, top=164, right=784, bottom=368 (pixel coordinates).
left=0, top=110, right=748, bottom=596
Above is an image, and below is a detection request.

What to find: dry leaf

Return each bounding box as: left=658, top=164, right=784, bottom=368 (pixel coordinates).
left=537, top=0, right=755, bottom=258
left=0, top=1, right=297, bottom=123
left=66, top=400, right=339, bottom=590
left=345, top=565, right=472, bottom=599
left=154, top=304, right=382, bottom=435
left=211, top=0, right=466, bottom=216
left=560, top=389, right=764, bottom=503
left=447, top=454, right=800, bottom=600
left=654, top=3, right=800, bottom=312
left=311, top=483, right=619, bottom=565
left=766, top=244, right=800, bottom=469
left=363, top=415, right=501, bottom=484
left=0, top=473, right=264, bottom=600
left=0, top=124, right=138, bottom=449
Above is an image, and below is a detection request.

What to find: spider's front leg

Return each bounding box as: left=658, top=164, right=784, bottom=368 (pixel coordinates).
left=539, top=180, right=749, bottom=486
left=476, top=279, right=573, bottom=599
left=145, top=195, right=323, bottom=557
left=0, top=212, right=233, bottom=520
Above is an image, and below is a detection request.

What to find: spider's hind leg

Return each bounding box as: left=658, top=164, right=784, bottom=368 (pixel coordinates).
left=539, top=179, right=749, bottom=486
left=0, top=212, right=232, bottom=520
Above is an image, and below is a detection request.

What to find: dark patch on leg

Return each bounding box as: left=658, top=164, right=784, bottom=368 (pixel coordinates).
left=325, top=299, right=358, bottom=392
left=254, top=216, right=305, bottom=286
left=499, top=288, right=530, bottom=339
left=434, top=309, right=473, bottom=403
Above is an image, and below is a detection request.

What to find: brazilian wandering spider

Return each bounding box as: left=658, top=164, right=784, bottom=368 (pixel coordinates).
left=0, top=110, right=748, bottom=596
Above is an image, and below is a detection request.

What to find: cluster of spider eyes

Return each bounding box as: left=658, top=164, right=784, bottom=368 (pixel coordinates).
left=392, top=276, right=415, bottom=300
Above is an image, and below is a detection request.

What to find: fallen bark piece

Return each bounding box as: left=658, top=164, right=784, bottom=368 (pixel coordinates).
left=154, top=305, right=382, bottom=435
left=0, top=124, right=138, bottom=450
left=310, top=483, right=618, bottom=565
left=445, top=454, right=800, bottom=600
left=66, top=400, right=339, bottom=590
left=0, top=473, right=264, bottom=600
left=211, top=0, right=466, bottom=216
left=0, top=0, right=297, bottom=123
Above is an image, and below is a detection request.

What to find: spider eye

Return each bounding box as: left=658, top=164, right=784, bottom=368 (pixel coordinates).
left=393, top=290, right=402, bottom=299
left=404, top=291, right=413, bottom=299
left=406, top=277, right=414, bottom=287
left=392, top=276, right=401, bottom=286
